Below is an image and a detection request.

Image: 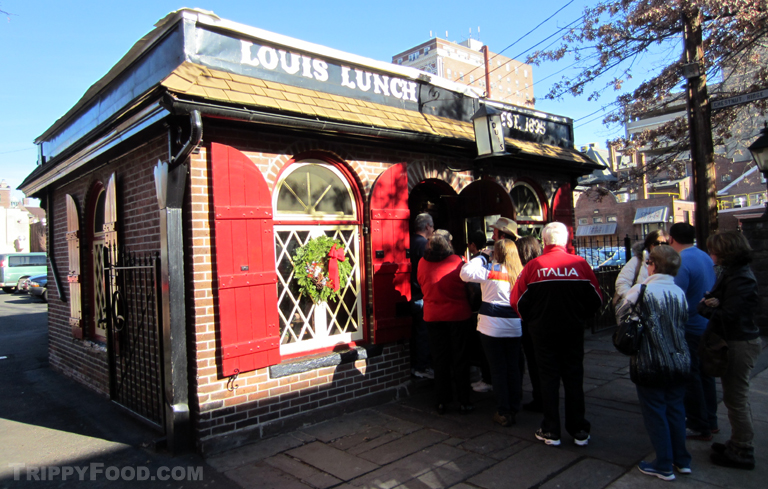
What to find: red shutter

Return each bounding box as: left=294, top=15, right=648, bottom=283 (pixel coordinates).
left=66, top=195, right=84, bottom=339
left=552, top=183, right=576, bottom=253
left=370, top=162, right=412, bottom=343
left=211, top=143, right=280, bottom=376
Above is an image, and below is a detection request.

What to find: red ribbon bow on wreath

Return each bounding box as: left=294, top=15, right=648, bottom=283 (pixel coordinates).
left=327, top=244, right=346, bottom=291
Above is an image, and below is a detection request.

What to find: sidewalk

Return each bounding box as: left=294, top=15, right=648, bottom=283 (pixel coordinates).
left=207, top=332, right=768, bottom=489
left=1, top=298, right=765, bottom=489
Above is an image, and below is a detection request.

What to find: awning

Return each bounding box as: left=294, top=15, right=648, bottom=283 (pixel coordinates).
left=575, top=223, right=617, bottom=236
left=633, top=206, right=668, bottom=224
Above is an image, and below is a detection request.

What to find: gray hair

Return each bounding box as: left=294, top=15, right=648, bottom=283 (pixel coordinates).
left=414, top=213, right=434, bottom=233
left=541, top=222, right=569, bottom=246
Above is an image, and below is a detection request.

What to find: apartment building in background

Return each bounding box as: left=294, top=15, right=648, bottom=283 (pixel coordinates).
left=392, top=36, right=534, bottom=107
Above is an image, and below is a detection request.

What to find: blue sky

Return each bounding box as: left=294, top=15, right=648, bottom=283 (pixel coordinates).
left=0, top=1, right=655, bottom=199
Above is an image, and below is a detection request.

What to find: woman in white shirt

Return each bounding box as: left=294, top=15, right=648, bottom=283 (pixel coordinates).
left=614, top=230, right=668, bottom=307
left=461, top=239, right=523, bottom=427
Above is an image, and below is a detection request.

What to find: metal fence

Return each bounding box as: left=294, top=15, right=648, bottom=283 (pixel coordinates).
left=573, top=234, right=642, bottom=334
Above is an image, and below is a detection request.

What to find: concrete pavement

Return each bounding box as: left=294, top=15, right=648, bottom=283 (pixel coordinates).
left=1, top=289, right=766, bottom=488
left=207, top=332, right=768, bottom=489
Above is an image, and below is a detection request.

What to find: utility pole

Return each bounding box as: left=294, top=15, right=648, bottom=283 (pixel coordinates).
left=682, top=7, right=717, bottom=248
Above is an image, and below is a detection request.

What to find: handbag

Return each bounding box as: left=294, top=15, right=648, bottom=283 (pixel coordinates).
left=613, top=284, right=647, bottom=356
left=699, top=327, right=729, bottom=377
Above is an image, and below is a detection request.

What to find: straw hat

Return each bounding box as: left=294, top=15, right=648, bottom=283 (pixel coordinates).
left=490, top=217, right=519, bottom=239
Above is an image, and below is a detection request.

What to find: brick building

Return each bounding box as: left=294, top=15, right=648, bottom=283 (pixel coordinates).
left=392, top=37, right=534, bottom=107
left=0, top=179, right=45, bottom=253
left=20, top=9, right=598, bottom=454
left=574, top=142, right=765, bottom=248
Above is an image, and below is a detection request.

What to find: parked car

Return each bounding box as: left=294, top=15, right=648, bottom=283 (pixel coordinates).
left=576, top=247, right=615, bottom=269
left=599, top=248, right=628, bottom=268
left=18, top=276, right=32, bottom=293
left=27, top=274, right=48, bottom=302
left=0, top=253, right=47, bottom=293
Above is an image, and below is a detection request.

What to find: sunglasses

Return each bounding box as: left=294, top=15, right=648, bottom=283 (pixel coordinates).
left=653, top=241, right=668, bottom=246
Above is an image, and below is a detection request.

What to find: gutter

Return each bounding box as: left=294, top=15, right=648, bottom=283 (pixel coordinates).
left=170, top=110, right=202, bottom=169
left=161, top=93, right=475, bottom=151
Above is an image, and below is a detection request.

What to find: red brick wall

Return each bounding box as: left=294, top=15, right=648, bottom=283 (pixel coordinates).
left=186, top=128, right=419, bottom=452
left=47, top=134, right=168, bottom=396
left=187, top=123, right=569, bottom=452
left=44, top=119, right=573, bottom=453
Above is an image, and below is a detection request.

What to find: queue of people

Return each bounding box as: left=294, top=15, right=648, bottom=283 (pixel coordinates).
left=411, top=214, right=761, bottom=479
left=612, top=225, right=761, bottom=476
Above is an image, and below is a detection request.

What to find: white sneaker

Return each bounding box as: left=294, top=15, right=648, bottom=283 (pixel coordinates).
left=471, top=380, right=493, bottom=392
left=413, top=368, right=434, bottom=379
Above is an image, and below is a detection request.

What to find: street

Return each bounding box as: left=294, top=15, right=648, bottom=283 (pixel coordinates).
left=1, top=291, right=767, bottom=488
left=0, top=292, right=231, bottom=488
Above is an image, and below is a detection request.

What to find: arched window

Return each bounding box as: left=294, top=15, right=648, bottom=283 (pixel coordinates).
left=275, top=163, right=356, bottom=219
left=510, top=182, right=543, bottom=221
left=510, top=182, right=545, bottom=238
left=273, top=161, right=363, bottom=355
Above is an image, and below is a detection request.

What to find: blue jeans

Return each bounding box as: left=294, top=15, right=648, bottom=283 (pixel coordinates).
left=479, top=333, right=522, bottom=415
left=410, top=300, right=431, bottom=371
left=636, top=384, right=691, bottom=472
left=684, top=332, right=718, bottom=433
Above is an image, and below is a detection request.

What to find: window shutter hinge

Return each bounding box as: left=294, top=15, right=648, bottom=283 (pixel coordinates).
left=363, top=226, right=369, bottom=235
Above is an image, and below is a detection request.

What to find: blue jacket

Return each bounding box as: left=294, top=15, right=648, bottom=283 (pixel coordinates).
left=673, top=246, right=716, bottom=335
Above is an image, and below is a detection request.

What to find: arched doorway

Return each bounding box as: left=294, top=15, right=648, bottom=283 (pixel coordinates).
left=458, top=180, right=516, bottom=251
left=409, top=179, right=461, bottom=253
left=273, top=160, right=364, bottom=355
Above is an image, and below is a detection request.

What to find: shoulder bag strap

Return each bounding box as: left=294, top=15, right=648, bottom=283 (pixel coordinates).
left=632, top=284, right=648, bottom=332
left=631, top=256, right=643, bottom=286
left=635, top=284, right=647, bottom=309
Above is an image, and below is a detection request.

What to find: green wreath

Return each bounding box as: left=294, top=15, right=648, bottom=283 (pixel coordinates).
left=292, top=236, right=352, bottom=304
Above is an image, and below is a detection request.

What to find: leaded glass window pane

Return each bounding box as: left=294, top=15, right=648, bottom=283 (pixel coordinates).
left=274, top=226, right=362, bottom=354
left=276, top=163, right=355, bottom=219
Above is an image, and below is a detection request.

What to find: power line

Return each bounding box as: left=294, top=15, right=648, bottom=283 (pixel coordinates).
left=575, top=102, right=618, bottom=123
left=0, top=147, right=35, bottom=155
left=459, top=0, right=575, bottom=82
left=494, top=17, right=583, bottom=78
left=575, top=106, right=621, bottom=128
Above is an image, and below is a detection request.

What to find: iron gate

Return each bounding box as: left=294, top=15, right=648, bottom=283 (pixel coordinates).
left=104, top=245, right=165, bottom=429
left=572, top=235, right=632, bottom=334
left=588, top=266, right=621, bottom=334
